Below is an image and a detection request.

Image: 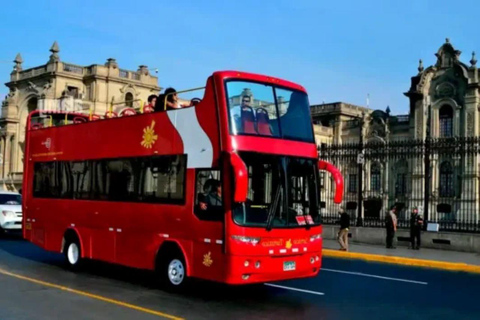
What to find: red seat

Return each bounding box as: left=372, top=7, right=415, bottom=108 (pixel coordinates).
left=241, top=106, right=257, bottom=134
left=256, top=108, right=272, bottom=136
left=105, top=111, right=118, bottom=119
left=73, top=117, right=87, bottom=124
left=143, top=105, right=154, bottom=113
left=120, top=108, right=137, bottom=116
left=31, top=123, right=43, bottom=130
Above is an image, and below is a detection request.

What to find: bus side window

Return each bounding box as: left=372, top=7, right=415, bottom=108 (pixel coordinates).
left=194, top=169, right=223, bottom=222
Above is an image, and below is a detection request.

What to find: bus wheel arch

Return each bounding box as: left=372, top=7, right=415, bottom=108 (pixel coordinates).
left=62, top=228, right=84, bottom=270
left=155, top=241, right=190, bottom=290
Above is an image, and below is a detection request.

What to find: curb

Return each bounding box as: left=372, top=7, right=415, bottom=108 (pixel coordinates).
left=323, top=249, right=480, bottom=274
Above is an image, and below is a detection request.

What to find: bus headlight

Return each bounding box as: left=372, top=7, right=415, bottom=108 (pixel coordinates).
left=310, top=234, right=322, bottom=242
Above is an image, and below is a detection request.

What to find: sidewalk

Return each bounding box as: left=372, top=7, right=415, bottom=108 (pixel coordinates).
left=322, top=239, right=480, bottom=273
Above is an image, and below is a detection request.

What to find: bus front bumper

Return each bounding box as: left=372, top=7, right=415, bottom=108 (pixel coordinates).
left=225, top=252, right=322, bottom=285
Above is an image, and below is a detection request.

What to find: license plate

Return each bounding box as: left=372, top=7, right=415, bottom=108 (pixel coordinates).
left=283, top=261, right=296, bottom=271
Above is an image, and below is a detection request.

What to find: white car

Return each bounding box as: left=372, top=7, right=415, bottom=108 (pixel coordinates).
left=0, top=191, right=22, bottom=233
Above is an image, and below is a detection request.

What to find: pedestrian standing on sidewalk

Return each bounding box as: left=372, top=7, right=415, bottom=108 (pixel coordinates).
left=410, top=206, right=423, bottom=250
left=385, top=205, right=397, bottom=249
left=337, top=207, right=350, bottom=251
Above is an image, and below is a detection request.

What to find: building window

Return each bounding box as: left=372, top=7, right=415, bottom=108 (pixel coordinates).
left=396, top=173, right=407, bottom=196
left=125, top=92, right=134, bottom=107
left=370, top=162, right=381, bottom=191
left=439, top=105, right=453, bottom=137
left=348, top=174, right=357, bottom=193
left=439, top=161, right=454, bottom=197
left=395, top=159, right=408, bottom=196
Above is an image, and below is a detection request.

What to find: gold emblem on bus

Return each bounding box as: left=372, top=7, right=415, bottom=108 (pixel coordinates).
left=203, top=251, right=213, bottom=267
left=141, top=120, right=158, bottom=149
left=286, top=239, right=292, bottom=249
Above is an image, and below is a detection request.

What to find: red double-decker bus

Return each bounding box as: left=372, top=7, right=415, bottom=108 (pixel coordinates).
left=22, top=70, right=343, bottom=289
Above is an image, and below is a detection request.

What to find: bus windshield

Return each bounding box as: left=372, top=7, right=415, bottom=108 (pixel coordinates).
left=232, top=152, right=320, bottom=228
left=226, top=80, right=314, bottom=143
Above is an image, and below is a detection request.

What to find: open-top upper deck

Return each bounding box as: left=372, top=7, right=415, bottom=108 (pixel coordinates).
left=25, top=71, right=318, bottom=168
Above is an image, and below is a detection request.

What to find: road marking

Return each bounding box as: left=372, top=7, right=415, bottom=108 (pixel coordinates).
left=0, top=268, right=184, bottom=320
left=321, top=268, right=428, bottom=285
left=264, top=283, right=325, bottom=296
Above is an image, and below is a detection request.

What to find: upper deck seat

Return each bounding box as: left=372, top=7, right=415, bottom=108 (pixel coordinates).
left=241, top=106, right=257, bottom=135
left=143, top=105, right=155, bottom=113
left=120, top=108, right=137, bottom=116
left=255, top=108, right=272, bottom=136
left=73, top=117, right=87, bottom=124
left=105, top=111, right=118, bottom=119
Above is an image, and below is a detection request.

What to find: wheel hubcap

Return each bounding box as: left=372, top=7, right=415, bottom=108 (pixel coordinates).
left=168, top=259, right=184, bottom=285
left=67, top=243, right=79, bottom=265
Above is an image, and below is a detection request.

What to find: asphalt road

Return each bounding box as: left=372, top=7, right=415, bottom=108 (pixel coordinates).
left=0, top=233, right=479, bottom=320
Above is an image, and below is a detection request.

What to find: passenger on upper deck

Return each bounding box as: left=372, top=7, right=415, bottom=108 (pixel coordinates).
left=147, top=95, right=157, bottom=109
left=154, top=87, right=192, bottom=111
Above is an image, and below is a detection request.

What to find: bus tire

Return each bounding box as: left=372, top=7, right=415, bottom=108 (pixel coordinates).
left=63, top=233, right=83, bottom=270
left=156, top=246, right=188, bottom=291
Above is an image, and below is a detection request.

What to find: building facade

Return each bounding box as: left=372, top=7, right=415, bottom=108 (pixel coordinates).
left=313, top=39, right=480, bottom=231
left=0, top=42, right=160, bottom=191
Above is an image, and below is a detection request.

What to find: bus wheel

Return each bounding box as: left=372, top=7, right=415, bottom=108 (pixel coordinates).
left=64, top=236, right=82, bottom=270
left=157, top=249, right=188, bottom=291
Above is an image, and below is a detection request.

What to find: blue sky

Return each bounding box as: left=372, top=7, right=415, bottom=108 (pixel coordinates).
left=0, top=0, right=478, bottom=115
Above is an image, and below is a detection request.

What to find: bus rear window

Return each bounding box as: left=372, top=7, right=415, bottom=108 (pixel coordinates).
left=226, top=80, right=314, bottom=143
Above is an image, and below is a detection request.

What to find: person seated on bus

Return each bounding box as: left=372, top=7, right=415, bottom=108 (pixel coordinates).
left=199, top=180, right=222, bottom=210
left=155, top=87, right=192, bottom=111
left=146, top=94, right=157, bottom=109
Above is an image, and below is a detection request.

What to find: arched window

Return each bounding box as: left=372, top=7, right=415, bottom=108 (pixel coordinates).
left=125, top=92, right=134, bottom=108
left=439, top=105, right=453, bottom=137
left=440, top=161, right=454, bottom=197
left=370, top=162, right=381, bottom=191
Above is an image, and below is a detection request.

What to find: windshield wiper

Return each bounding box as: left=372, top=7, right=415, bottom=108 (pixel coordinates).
left=266, top=185, right=282, bottom=231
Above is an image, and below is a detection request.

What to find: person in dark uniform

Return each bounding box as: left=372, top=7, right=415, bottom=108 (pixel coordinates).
left=410, top=207, right=423, bottom=250
left=385, top=205, right=397, bottom=249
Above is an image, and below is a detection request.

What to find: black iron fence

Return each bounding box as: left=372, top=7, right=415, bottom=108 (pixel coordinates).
left=319, top=137, right=480, bottom=233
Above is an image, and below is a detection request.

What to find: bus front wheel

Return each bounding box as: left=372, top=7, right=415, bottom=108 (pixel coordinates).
left=63, top=235, right=83, bottom=270
left=156, top=248, right=188, bottom=291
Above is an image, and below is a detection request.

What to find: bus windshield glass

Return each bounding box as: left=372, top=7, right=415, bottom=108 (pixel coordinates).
left=226, top=80, right=314, bottom=143
left=232, top=152, right=320, bottom=228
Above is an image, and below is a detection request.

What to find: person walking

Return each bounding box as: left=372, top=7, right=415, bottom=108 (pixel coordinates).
left=410, top=206, right=423, bottom=250
left=385, top=205, right=397, bottom=249
left=337, top=207, right=350, bottom=251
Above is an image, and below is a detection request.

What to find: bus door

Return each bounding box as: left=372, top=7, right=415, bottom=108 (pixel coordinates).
left=191, top=169, right=226, bottom=281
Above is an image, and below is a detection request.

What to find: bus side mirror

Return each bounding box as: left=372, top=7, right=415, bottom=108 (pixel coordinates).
left=229, top=152, right=248, bottom=203
left=318, top=160, right=344, bottom=204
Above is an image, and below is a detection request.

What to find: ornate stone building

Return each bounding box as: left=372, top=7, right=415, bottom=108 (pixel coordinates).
left=0, top=42, right=160, bottom=191
left=313, top=39, right=480, bottom=227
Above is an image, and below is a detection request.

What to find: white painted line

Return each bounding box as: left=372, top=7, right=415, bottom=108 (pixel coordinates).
left=264, top=283, right=325, bottom=296
left=321, top=268, right=428, bottom=285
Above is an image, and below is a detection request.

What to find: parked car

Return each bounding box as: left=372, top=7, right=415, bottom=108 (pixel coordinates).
left=0, top=191, right=22, bottom=234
